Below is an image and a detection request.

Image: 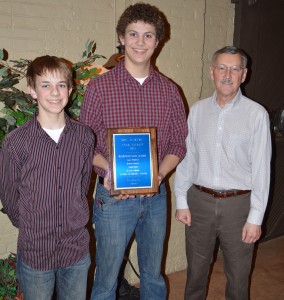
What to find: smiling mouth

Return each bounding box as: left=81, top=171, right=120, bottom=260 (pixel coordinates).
left=133, top=48, right=146, bottom=53
left=48, top=100, right=62, bottom=104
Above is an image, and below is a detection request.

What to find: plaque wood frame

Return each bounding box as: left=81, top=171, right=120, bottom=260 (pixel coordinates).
left=107, top=127, right=159, bottom=196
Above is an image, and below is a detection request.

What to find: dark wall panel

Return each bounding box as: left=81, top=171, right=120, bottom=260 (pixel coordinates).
left=234, top=0, right=284, bottom=242
left=234, top=0, right=284, bottom=111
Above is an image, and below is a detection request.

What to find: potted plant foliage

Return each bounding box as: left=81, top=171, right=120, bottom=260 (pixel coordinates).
left=0, top=253, right=23, bottom=300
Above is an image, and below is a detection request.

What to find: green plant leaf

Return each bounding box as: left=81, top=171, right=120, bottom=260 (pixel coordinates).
left=7, top=125, right=17, bottom=132
left=22, top=107, right=37, bottom=115
left=0, top=288, right=6, bottom=296
left=4, top=98, right=16, bottom=108
left=4, top=117, right=16, bottom=126
left=82, top=50, right=87, bottom=58
left=0, top=253, right=18, bottom=300
left=7, top=269, right=15, bottom=276
left=0, top=118, right=7, bottom=127
left=0, top=68, right=8, bottom=77
left=10, top=58, right=31, bottom=68
left=7, top=286, right=17, bottom=299
left=76, top=84, right=86, bottom=93
left=86, top=39, right=94, bottom=54
left=0, top=77, right=19, bottom=88
left=76, top=68, right=91, bottom=80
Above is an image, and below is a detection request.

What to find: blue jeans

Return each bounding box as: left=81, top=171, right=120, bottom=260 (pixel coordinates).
left=91, top=182, right=167, bottom=300
left=17, top=253, right=90, bottom=300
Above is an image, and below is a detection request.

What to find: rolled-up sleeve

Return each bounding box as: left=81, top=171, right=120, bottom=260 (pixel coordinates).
left=167, top=87, right=188, bottom=161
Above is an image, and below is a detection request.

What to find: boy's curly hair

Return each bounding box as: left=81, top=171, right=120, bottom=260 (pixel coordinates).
left=116, top=2, right=165, bottom=41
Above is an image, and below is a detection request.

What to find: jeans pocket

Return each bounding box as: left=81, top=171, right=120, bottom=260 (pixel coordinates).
left=94, top=183, right=119, bottom=213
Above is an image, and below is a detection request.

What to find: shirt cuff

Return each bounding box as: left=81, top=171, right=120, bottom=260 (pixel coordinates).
left=94, top=166, right=107, bottom=179
left=246, top=208, right=264, bottom=225
left=175, top=195, right=189, bottom=210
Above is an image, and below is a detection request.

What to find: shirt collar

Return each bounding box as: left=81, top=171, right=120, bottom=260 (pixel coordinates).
left=29, top=111, right=74, bottom=137
left=116, top=59, right=158, bottom=84
left=212, top=88, right=242, bottom=110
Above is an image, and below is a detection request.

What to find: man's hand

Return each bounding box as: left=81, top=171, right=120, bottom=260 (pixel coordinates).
left=242, top=222, right=262, bottom=243
left=175, top=208, right=191, bottom=226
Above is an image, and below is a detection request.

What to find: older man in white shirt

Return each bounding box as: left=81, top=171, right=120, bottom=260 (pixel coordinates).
left=174, top=46, right=271, bottom=300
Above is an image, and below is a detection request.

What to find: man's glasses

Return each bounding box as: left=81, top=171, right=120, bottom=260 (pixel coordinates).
left=212, top=64, right=246, bottom=74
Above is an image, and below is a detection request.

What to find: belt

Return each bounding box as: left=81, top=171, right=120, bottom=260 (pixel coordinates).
left=193, top=184, right=250, bottom=198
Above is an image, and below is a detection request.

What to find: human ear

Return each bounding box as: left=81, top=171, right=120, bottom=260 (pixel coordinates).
left=28, top=86, right=37, bottom=99
left=241, top=68, right=248, bottom=83
left=119, top=35, right=125, bottom=46
left=209, top=66, right=215, bottom=81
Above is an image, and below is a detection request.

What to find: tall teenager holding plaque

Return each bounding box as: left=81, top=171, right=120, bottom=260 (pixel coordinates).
left=79, top=2, right=188, bottom=299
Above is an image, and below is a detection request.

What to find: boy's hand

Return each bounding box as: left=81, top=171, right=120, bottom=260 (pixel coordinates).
left=103, top=175, right=135, bottom=200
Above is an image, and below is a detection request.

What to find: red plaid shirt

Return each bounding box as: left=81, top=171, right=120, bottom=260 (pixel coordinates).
left=80, top=60, right=188, bottom=177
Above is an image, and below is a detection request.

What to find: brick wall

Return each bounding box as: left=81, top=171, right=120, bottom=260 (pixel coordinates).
left=0, top=0, right=234, bottom=281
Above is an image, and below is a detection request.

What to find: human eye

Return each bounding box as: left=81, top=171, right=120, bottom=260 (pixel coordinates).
left=129, top=31, right=137, bottom=37
left=145, top=33, right=153, bottom=39
left=217, top=65, right=227, bottom=72
left=59, top=83, right=67, bottom=88
left=41, top=84, right=49, bottom=88
left=231, top=65, right=242, bottom=72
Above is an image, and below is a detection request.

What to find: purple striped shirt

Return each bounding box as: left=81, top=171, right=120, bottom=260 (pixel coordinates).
left=79, top=60, right=188, bottom=177
left=0, top=114, right=95, bottom=270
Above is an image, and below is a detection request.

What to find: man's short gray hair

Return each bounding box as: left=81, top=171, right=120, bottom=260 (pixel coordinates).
left=212, top=46, right=248, bottom=67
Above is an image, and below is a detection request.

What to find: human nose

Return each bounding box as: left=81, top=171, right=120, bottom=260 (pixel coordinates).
left=51, top=86, right=59, bottom=96
left=136, top=35, right=145, bottom=45
left=224, top=67, right=232, bottom=76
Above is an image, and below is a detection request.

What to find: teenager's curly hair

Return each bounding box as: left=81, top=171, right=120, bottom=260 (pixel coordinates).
left=116, top=2, right=165, bottom=41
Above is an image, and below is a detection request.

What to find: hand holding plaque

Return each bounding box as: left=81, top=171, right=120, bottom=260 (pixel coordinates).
left=107, top=127, right=159, bottom=196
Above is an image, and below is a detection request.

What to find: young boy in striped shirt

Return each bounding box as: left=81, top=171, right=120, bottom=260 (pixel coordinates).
left=0, top=55, right=95, bottom=300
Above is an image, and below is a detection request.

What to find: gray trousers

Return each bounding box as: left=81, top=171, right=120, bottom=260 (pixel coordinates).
left=184, top=185, right=254, bottom=300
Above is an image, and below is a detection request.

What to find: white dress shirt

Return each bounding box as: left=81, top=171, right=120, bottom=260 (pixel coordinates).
left=174, top=89, right=271, bottom=225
